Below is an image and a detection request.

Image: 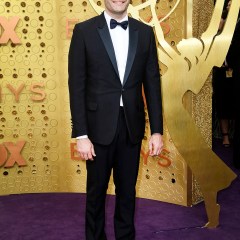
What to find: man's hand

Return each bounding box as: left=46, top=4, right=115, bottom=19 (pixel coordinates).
left=149, top=133, right=163, bottom=156
left=77, top=138, right=96, bottom=161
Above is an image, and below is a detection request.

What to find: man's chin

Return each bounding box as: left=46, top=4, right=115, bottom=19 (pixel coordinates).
left=112, top=9, right=127, bottom=16
left=112, top=1, right=129, bottom=9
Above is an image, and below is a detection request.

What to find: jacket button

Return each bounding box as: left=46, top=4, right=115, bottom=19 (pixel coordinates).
left=122, top=88, right=125, bottom=92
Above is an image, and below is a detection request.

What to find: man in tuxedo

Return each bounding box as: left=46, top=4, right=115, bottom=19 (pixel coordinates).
left=227, top=13, right=240, bottom=169
left=68, top=0, right=163, bottom=239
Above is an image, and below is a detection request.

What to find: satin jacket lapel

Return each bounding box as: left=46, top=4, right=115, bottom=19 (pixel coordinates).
left=123, top=18, right=138, bottom=86
left=97, top=14, right=120, bottom=78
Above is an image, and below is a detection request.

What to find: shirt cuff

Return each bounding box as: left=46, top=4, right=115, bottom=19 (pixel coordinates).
left=76, top=135, right=88, bottom=139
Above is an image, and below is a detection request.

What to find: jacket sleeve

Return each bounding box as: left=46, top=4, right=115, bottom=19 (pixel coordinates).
left=143, top=28, right=163, bottom=135
left=68, top=25, right=88, bottom=138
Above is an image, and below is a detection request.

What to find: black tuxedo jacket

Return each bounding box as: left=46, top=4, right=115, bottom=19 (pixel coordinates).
left=68, top=13, right=163, bottom=145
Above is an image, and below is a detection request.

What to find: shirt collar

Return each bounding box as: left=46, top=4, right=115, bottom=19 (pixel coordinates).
left=104, top=11, right=128, bottom=29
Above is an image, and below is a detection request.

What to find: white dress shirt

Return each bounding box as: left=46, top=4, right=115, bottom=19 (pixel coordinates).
left=77, top=12, right=129, bottom=139
left=104, top=11, right=129, bottom=107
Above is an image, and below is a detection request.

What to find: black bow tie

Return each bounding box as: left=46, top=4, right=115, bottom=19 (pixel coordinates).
left=110, top=19, right=128, bottom=30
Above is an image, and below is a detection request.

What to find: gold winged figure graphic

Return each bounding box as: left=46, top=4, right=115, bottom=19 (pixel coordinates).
left=88, top=0, right=239, bottom=228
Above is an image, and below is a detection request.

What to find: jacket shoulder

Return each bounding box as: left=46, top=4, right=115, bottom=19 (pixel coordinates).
left=129, top=17, right=153, bottom=32
left=74, top=15, right=99, bottom=31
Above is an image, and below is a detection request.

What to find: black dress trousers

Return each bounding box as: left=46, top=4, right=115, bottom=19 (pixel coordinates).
left=85, top=107, right=142, bottom=240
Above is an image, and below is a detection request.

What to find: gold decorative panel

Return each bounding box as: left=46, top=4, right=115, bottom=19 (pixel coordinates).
left=0, top=0, right=191, bottom=205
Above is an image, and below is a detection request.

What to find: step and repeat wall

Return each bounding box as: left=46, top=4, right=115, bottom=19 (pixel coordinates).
left=0, top=0, right=216, bottom=206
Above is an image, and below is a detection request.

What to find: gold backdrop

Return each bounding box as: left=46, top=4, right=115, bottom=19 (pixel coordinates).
left=0, top=0, right=235, bottom=211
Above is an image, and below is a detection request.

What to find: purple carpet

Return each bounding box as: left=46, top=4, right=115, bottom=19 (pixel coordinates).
left=0, top=139, right=239, bottom=240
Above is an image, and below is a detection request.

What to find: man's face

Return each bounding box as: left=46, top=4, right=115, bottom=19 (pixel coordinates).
left=104, top=0, right=130, bottom=19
